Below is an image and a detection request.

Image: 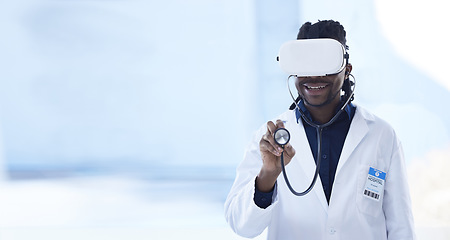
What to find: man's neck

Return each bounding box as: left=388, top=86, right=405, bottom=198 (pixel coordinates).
left=305, top=100, right=340, bottom=124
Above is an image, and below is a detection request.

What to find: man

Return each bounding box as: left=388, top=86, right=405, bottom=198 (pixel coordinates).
left=224, top=20, right=415, bottom=240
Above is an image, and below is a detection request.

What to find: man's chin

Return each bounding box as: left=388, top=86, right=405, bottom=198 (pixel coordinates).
left=303, top=98, right=330, bottom=108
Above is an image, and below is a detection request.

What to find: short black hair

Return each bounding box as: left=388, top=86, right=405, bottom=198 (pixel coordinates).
left=297, top=20, right=348, bottom=50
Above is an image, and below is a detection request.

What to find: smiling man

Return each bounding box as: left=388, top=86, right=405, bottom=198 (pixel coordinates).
left=225, top=20, right=416, bottom=240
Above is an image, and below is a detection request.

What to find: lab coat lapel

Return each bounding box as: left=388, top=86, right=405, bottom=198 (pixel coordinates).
left=286, top=114, right=329, bottom=213
left=335, top=106, right=370, bottom=177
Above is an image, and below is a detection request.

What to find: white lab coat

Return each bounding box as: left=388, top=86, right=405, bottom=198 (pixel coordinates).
left=224, top=105, right=415, bottom=240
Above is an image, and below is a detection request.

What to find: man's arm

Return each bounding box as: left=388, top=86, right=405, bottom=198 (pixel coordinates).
left=224, top=120, right=295, bottom=238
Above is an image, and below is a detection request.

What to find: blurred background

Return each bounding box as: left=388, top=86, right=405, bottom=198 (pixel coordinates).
left=0, top=0, right=449, bottom=239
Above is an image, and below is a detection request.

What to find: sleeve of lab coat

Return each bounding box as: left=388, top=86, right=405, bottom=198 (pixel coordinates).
left=224, top=125, right=279, bottom=238
left=383, top=139, right=416, bottom=240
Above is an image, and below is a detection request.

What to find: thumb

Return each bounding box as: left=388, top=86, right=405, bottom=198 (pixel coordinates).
left=284, top=143, right=296, bottom=159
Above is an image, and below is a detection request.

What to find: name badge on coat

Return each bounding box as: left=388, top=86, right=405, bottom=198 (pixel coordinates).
left=363, top=167, right=386, bottom=201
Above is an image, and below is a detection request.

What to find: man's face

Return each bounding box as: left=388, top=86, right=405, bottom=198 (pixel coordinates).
left=295, top=68, right=347, bottom=108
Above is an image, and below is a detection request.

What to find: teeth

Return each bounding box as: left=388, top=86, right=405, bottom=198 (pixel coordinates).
left=306, top=85, right=326, bottom=90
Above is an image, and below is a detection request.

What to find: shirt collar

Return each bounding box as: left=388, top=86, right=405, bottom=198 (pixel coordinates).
left=295, top=99, right=355, bottom=124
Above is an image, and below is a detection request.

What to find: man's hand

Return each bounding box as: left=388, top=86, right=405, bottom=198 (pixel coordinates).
left=256, top=119, right=295, bottom=192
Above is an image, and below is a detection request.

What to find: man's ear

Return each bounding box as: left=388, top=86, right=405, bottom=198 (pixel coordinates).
left=345, top=63, right=353, bottom=77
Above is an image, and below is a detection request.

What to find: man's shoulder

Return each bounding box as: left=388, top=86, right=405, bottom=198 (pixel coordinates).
left=253, top=110, right=296, bottom=133
left=270, top=109, right=298, bottom=128
left=354, top=104, right=397, bottom=134
left=275, top=109, right=296, bottom=120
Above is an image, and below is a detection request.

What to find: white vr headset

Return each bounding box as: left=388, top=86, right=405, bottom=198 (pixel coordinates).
left=277, top=38, right=349, bottom=77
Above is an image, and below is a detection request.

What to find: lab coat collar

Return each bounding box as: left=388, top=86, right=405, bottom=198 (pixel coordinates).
left=335, top=105, right=372, bottom=178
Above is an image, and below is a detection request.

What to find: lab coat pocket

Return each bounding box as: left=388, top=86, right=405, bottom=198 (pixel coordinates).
left=356, top=166, right=383, bottom=217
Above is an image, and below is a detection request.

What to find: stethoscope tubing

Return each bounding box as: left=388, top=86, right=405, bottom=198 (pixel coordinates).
left=280, top=74, right=355, bottom=196
left=280, top=126, right=323, bottom=196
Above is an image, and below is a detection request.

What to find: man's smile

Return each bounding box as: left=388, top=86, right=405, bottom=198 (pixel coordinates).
left=303, top=83, right=329, bottom=90
left=302, top=83, right=331, bottom=95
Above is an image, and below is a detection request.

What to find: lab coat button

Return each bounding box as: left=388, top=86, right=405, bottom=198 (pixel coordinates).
left=329, top=228, right=336, bottom=234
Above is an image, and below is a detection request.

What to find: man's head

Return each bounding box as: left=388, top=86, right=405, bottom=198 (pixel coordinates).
left=294, top=20, right=353, bottom=110
left=297, top=20, right=348, bottom=50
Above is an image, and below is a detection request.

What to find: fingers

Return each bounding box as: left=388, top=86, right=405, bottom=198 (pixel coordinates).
left=269, top=119, right=286, bottom=133
left=266, top=121, right=277, bottom=135
left=260, top=120, right=286, bottom=156
left=275, top=119, right=285, bottom=130
left=261, top=124, right=282, bottom=156
left=260, top=120, right=296, bottom=169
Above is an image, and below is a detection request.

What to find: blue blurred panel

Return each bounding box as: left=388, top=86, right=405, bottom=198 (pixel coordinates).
left=0, top=0, right=265, bottom=176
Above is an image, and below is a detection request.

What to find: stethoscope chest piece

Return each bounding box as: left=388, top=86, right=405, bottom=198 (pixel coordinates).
left=274, top=128, right=290, bottom=146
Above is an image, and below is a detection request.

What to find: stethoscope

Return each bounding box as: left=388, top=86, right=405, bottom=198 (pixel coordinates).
left=274, top=73, right=356, bottom=196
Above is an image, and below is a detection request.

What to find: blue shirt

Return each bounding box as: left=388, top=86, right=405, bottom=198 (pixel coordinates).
left=254, top=100, right=355, bottom=208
